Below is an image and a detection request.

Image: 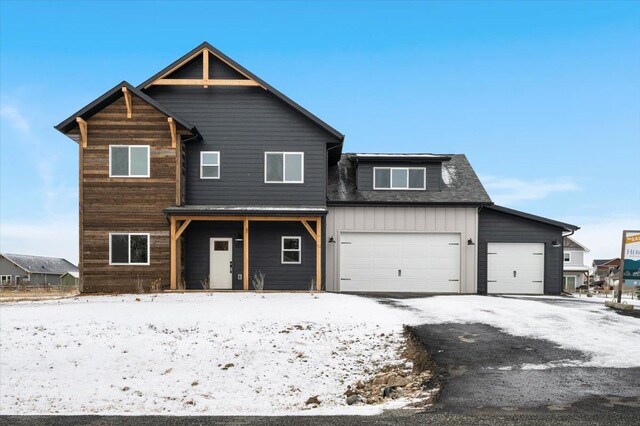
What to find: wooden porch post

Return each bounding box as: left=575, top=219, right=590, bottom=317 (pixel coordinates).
left=243, top=217, right=249, bottom=290
left=170, top=216, right=177, bottom=290
left=316, top=217, right=322, bottom=291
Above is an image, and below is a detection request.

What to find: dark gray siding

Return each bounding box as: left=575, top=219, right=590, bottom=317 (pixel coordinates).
left=146, top=85, right=331, bottom=206
left=184, top=221, right=318, bottom=290
left=356, top=162, right=442, bottom=191
left=478, top=208, right=563, bottom=295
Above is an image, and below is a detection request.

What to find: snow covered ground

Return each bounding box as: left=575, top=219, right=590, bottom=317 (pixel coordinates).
left=1, top=292, right=639, bottom=415
left=0, top=293, right=415, bottom=415
left=398, top=295, right=640, bottom=369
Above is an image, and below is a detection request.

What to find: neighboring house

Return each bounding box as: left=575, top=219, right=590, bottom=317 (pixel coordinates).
left=562, top=237, right=590, bottom=293
left=60, top=271, right=80, bottom=287
left=55, top=42, right=578, bottom=295
left=592, top=258, right=621, bottom=281
left=0, top=253, right=78, bottom=286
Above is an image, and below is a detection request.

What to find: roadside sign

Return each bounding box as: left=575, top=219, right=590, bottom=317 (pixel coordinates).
left=617, top=230, right=640, bottom=303
left=623, top=231, right=640, bottom=286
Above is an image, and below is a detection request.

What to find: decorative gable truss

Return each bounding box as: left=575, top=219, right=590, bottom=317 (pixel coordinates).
left=144, top=48, right=263, bottom=89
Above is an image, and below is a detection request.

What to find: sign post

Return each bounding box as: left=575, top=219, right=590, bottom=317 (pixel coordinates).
left=618, top=230, right=640, bottom=303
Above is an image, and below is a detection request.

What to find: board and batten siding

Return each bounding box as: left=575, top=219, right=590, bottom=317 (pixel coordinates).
left=146, top=85, right=332, bottom=207
left=478, top=208, right=563, bottom=295
left=325, top=206, right=478, bottom=293
left=81, top=96, right=178, bottom=292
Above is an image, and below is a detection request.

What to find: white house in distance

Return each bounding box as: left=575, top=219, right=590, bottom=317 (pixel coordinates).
left=562, top=237, right=591, bottom=293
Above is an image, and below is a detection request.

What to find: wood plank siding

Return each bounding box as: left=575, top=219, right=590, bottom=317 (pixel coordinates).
left=82, top=96, right=178, bottom=292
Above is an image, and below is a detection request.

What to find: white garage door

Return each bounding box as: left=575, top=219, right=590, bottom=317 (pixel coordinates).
left=339, top=232, right=460, bottom=292
left=487, top=243, right=544, bottom=294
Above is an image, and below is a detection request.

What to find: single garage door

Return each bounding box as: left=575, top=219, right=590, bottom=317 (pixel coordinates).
left=339, top=232, right=460, bottom=292
left=487, top=243, right=544, bottom=294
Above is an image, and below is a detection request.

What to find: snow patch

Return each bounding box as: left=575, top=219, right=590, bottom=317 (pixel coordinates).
left=0, top=293, right=416, bottom=415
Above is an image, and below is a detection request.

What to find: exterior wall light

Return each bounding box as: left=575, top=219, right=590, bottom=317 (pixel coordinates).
left=467, top=238, right=475, bottom=245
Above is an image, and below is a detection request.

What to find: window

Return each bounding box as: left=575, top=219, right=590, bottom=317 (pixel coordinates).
left=109, top=145, right=150, bottom=177
left=564, top=252, right=571, bottom=262
left=265, top=152, right=304, bottom=183
left=200, top=151, right=220, bottom=179
left=373, top=167, right=426, bottom=190
left=0, top=275, right=12, bottom=285
left=281, top=236, right=301, bottom=264
left=109, top=233, right=150, bottom=265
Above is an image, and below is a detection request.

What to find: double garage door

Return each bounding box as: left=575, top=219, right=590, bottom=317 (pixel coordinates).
left=487, top=243, right=545, bottom=294
left=339, top=232, right=461, bottom=292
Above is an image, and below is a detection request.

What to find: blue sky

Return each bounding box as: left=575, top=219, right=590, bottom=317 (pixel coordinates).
left=1, top=0, right=639, bottom=264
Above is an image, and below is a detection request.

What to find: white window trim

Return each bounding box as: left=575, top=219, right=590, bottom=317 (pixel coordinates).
left=373, top=167, right=426, bottom=190
left=109, top=233, right=151, bottom=265
left=109, top=145, right=150, bottom=178
left=0, top=275, right=11, bottom=284
left=564, top=252, right=571, bottom=262
left=264, top=152, right=304, bottom=184
left=281, top=236, right=302, bottom=264
left=200, top=151, right=221, bottom=179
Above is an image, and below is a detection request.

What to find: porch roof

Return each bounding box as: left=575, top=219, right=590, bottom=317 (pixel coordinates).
left=165, top=205, right=327, bottom=217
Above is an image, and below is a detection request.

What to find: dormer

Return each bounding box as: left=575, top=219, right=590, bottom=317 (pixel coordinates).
left=348, top=153, right=452, bottom=192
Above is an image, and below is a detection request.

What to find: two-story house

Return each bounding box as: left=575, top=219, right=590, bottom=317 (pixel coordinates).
left=55, top=42, right=578, bottom=295
left=562, top=237, right=590, bottom=292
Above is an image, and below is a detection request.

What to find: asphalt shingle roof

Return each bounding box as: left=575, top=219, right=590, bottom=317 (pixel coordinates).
left=1, top=253, right=78, bottom=275
left=327, top=154, right=492, bottom=205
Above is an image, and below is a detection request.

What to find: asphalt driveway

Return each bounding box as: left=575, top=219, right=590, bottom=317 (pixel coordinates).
left=407, top=296, right=640, bottom=416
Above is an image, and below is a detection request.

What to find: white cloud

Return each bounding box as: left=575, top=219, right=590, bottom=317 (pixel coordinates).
left=481, top=175, right=580, bottom=205
left=0, top=215, right=78, bottom=264
left=562, top=213, right=640, bottom=266
left=0, top=105, right=30, bottom=133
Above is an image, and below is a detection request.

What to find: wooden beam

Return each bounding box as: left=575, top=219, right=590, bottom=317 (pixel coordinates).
left=243, top=217, right=249, bottom=291
left=175, top=134, right=181, bottom=205
left=301, top=220, right=318, bottom=242
left=170, top=216, right=177, bottom=290
left=175, top=219, right=191, bottom=240
left=167, top=117, right=177, bottom=148
left=152, top=78, right=260, bottom=87
left=316, top=217, right=322, bottom=291
left=121, top=87, right=132, bottom=118
left=169, top=215, right=324, bottom=222
left=76, top=117, right=88, bottom=148
left=202, top=49, right=209, bottom=88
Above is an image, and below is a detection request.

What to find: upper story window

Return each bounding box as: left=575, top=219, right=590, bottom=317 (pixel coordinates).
left=265, top=152, right=304, bottom=183
left=564, top=252, right=571, bottom=262
left=200, top=151, right=220, bottom=179
left=109, top=233, right=150, bottom=265
left=109, top=145, right=150, bottom=177
left=374, top=167, right=426, bottom=190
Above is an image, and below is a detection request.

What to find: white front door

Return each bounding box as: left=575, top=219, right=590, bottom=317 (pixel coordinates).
left=209, top=238, right=233, bottom=289
left=339, top=232, right=461, bottom=292
left=487, top=243, right=545, bottom=294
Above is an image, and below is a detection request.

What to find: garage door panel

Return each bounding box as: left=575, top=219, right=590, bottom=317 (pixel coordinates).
left=487, top=243, right=544, bottom=294
left=339, top=232, right=460, bottom=293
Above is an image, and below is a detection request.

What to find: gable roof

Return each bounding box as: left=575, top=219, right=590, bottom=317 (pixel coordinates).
left=563, top=236, right=590, bottom=252
left=1, top=253, right=78, bottom=275
left=54, top=81, right=199, bottom=137
left=327, top=154, right=492, bottom=205
left=487, top=205, right=579, bottom=232
left=137, top=42, right=344, bottom=144
left=593, top=258, right=620, bottom=267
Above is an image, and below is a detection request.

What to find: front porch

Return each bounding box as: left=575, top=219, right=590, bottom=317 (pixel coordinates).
left=167, top=209, right=324, bottom=291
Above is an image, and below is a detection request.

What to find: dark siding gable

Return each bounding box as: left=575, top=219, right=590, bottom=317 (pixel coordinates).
left=147, top=85, right=329, bottom=206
